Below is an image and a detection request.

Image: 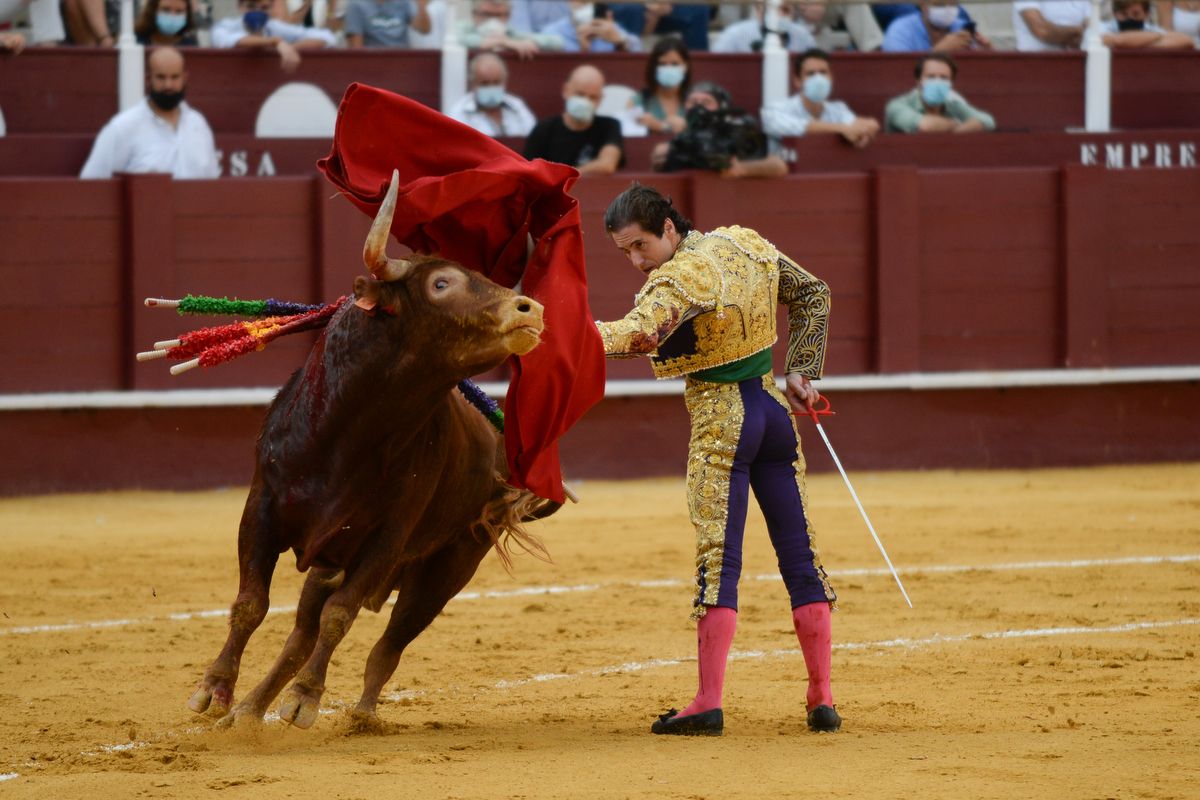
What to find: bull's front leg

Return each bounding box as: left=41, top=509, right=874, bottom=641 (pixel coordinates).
left=278, top=583, right=366, bottom=729
left=188, top=486, right=279, bottom=719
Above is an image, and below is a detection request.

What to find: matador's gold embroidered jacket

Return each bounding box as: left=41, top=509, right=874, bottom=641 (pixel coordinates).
left=596, top=226, right=830, bottom=379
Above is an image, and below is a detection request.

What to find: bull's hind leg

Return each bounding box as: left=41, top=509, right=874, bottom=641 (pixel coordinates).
left=215, top=566, right=343, bottom=727
left=189, top=485, right=280, bottom=718
left=353, top=534, right=492, bottom=722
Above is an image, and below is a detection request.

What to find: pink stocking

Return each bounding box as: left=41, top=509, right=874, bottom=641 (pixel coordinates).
left=679, top=606, right=737, bottom=717
left=792, top=602, right=833, bottom=710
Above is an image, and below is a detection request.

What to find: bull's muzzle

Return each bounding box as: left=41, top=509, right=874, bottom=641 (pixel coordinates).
left=500, top=295, right=545, bottom=356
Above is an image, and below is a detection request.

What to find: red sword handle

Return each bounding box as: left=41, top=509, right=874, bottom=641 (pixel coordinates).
left=793, top=393, right=835, bottom=425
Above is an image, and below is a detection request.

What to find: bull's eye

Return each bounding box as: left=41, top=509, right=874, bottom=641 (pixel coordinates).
left=433, top=278, right=450, bottom=291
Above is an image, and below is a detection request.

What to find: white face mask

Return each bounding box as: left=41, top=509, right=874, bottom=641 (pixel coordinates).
left=572, top=4, right=594, bottom=26
left=926, top=4, right=959, bottom=29
left=565, top=95, right=595, bottom=124
left=478, top=17, right=507, bottom=37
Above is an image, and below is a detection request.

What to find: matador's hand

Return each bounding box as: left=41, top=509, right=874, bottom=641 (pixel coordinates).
left=784, top=373, right=818, bottom=414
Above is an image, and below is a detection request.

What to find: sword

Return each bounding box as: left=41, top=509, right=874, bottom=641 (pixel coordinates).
left=795, top=395, right=913, bottom=608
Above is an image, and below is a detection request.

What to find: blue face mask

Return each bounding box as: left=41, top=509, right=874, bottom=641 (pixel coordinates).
left=243, top=9, right=269, bottom=33
left=156, top=11, right=188, bottom=35
left=656, top=64, right=687, bottom=89
left=475, top=85, right=505, bottom=109
left=802, top=73, right=832, bottom=104
left=921, top=77, right=952, bottom=106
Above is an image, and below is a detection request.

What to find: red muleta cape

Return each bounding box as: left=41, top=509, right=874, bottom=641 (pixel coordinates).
left=317, top=83, right=605, bottom=504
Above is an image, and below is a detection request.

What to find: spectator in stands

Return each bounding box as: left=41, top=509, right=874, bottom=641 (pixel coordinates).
left=882, top=0, right=992, bottom=51
left=1, top=0, right=66, bottom=45
left=797, top=0, right=885, bottom=52
left=447, top=52, right=537, bottom=136
left=212, top=0, right=337, bottom=71
left=652, top=81, right=788, bottom=177
left=1156, top=0, right=1200, bottom=44
left=711, top=1, right=817, bottom=53
left=762, top=48, right=880, bottom=147
left=612, top=2, right=710, bottom=50
left=80, top=47, right=219, bottom=179
left=886, top=53, right=994, bottom=133
left=524, top=63, right=624, bottom=174
left=458, top=0, right=563, bottom=58
left=0, top=30, right=25, bottom=52
left=1101, top=0, right=1195, bottom=47
left=135, top=0, right=200, bottom=46
left=345, top=0, right=431, bottom=47
left=61, top=0, right=115, bottom=45
left=509, top=0, right=569, bottom=33
left=1012, top=0, right=1090, bottom=50
left=541, top=1, right=641, bottom=52
left=630, top=36, right=690, bottom=135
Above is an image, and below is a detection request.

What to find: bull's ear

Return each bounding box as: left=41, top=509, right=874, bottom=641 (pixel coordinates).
left=353, top=276, right=380, bottom=312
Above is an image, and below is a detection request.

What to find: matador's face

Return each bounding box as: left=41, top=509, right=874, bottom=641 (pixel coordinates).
left=610, top=219, right=682, bottom=275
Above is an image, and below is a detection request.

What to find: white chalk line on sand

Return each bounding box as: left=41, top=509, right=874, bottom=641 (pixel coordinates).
left=3, top=552, right=1198, bottom=639
left=6, top=615, right=1195, bottom=784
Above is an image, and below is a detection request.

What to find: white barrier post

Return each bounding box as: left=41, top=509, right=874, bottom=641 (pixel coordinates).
left=116, top=0, right=144, bottom=112
left=761, top=0, right=789, bottom=107
left=1084, top=0, right=1111, bottom=131
left=441, top=0, right=469, bottom=113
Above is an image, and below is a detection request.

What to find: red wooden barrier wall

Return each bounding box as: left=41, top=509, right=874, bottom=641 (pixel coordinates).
left=4, top=167, right=1199, bottom=398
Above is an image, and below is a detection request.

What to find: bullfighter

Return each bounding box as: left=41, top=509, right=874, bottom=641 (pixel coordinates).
left=595, top=183, right=840, bottom=737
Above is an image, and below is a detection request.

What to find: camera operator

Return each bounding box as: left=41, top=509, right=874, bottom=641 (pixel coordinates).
left=653, top=82, right=788, bottom=178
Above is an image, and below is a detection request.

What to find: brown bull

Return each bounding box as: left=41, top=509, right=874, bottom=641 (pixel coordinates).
left=187, top=171, right=557, bottom=729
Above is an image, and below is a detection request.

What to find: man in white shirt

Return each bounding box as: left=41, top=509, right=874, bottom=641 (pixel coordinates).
left=80, top=48, right=220, bottom=180
left=712, top=1, right=818, bottom=53
left=761, top=48, right=879, bottom=148
left=1013, top=0, right=1092, bottom=50
left=446, top=51, right=537, bottom=137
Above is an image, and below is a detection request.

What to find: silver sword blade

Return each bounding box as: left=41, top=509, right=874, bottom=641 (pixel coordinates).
left=814, top=422, right=913, bottom=608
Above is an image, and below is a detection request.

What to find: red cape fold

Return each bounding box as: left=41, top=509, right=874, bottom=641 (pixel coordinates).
left=318, top=83, right=605, bottom=503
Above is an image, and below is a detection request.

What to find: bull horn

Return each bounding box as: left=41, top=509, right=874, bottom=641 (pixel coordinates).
left=363, top=169, right=412, bottom=282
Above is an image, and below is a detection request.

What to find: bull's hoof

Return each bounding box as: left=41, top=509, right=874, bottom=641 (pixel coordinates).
left=279, top=687, right=322, bottom=730
left=213, top=704, right=263, bottom=729
left=188, top=682, right=233, bottom=718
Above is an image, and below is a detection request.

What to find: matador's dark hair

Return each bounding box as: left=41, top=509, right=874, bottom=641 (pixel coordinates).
left=603, top=182, right=693, bottom=238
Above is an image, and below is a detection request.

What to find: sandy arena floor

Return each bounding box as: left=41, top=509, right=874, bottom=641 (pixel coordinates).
left=1, top=463, right=1198, bottom=799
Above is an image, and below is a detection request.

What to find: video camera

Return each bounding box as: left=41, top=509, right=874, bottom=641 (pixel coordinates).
left=662, top=105, right=768, bottom=173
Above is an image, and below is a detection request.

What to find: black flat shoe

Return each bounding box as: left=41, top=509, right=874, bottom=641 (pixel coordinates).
left=807, top=704, right=842, bottom=732
left=650, top=708, right=724, bottom=736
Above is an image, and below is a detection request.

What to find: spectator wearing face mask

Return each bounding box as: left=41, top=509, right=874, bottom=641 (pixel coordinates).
left=212, top=0, right=337, bottom=71
left=1012, top=0, right=1091, bottom=50
left=540, top=1, right=641, bottom=52
left=80, top=47, right=219, bottom=179
left=762, top=48, right=880, bottom=148
left=344, top=0, right=432, bottom=47
left=458, top=0, right=563, bottom=59
left=134, top=0, right=199, bottom=46
left=1100, top=0, right=1195, bottom=47
left=447, top=52, right=537, bottom=137
left=882, top=0, right=992, bottom=51
left=885, top=52, right=995, bottom=133
left=524, top=63, right=624, bottom=174
left=711, top=1, right=818, bottom=53
left=630, top=36, right=691, bottom=136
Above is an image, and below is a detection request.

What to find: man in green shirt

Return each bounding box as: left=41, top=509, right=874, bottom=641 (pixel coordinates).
left=885, top=53, right=996, bottom=133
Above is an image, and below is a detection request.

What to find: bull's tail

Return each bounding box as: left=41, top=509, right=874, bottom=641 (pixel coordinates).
left=475, top=484, right=558, bottom=573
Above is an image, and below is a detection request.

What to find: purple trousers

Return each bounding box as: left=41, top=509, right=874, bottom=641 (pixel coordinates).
left=685, top=375, right=836, bottom=619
